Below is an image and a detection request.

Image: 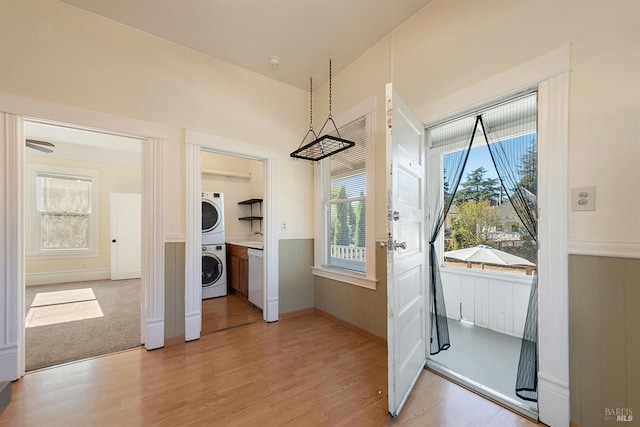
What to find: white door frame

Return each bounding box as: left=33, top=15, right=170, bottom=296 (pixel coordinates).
left=0, top=92, right=166, bottom=381
left=418, top=45, right=571, bottom=426
left=184, top=130, right=279, bottom=341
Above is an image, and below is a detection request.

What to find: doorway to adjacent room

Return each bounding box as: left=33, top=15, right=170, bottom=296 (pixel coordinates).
left=23, top=120, right=144, bottom=371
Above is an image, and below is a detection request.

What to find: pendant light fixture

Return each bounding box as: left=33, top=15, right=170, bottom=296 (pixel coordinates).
left=290, top=60, right=355, bottom=161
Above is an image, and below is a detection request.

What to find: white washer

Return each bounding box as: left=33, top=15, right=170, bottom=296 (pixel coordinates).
left=202, top=244, right=227, bottom=299
left=202, top=192, right=225, bottom=244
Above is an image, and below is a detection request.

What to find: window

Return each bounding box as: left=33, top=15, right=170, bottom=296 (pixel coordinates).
left=429, top=93, right=537, bottom=274
left=27, top=164, right=100, bottom=257
left=326, top=118, right=367, bottom=273
left=312, top=98, right=376, bottom=289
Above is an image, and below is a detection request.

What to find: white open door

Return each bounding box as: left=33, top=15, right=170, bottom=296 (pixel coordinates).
left=386, top=83, right=428, bottom=417
left=110, top=192, right=142, bottom=280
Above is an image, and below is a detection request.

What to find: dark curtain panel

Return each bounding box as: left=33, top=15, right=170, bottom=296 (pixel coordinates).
left=427, top=116, right=479, bottom=355
left=479, top=93, right=539, bottom=401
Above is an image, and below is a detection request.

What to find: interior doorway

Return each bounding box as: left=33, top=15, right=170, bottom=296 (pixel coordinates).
left=22, top=120, right=144, bottom=371
left=1, top=99, right=164, bottom=381
left=184, top=130, right=279, bottom=342
left=200, top=151, right=265, bottom=334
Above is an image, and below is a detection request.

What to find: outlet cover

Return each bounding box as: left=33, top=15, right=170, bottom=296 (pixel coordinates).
left=572, top=186, right=596, bottom=211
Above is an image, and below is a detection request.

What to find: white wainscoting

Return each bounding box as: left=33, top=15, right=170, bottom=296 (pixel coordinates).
left=440, top=266, right=534, bottom=338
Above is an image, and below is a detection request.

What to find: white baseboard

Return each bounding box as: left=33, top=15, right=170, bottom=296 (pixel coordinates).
left=265, top=298, right=279, bottom=322
left=144, top=319, right=164, bottom=350
left=26, top=268, right=111, bottom=286
left=538, top=373, right=571, bottom=427
left=111, top=271, right=142, bottom=281
left=185, top=312, right=201, bottom=341
left=0, top=344, right=18, bottom=382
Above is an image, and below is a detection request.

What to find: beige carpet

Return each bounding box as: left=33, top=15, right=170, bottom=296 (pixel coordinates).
left=25, top=279, right=141, bottom=371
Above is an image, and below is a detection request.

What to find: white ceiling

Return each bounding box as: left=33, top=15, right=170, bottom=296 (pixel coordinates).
left=57, top=0, right=433, bottom=90
left=25, top=121, right=142, bottom=166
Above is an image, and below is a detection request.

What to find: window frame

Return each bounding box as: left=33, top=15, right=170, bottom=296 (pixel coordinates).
left=26, top=163, right=100, bottom=258
left=312, top=97, right=377, bottom=289
left=427, top=92, right=538, bottom=273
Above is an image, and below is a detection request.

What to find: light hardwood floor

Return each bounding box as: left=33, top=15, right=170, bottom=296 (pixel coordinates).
left=0, top=314, right=538, bottom=427
left=201, top=292, right=263, bottom=335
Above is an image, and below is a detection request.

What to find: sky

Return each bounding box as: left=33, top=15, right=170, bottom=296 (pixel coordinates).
left=461, top=145, right=499, bottom=181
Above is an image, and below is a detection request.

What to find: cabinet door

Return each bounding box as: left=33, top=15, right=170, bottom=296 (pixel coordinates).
left=239, top=258, right=249, bottom=297
left=227, top=247, right=240, bottom=293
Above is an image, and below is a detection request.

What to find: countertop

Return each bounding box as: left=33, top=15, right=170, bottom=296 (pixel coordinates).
left=226, top=240, right=263, bottom=250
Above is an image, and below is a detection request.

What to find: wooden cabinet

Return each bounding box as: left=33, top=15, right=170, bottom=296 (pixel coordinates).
left=227, top=244, right=249, bottom=297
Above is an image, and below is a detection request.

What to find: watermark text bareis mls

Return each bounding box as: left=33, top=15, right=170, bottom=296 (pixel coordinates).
left=604, top=408, right=633, bottom=422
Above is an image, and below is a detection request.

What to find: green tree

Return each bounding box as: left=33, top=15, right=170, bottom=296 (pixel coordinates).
left=443, top=168, right=450, bottom=199
left=453, top=167, right=501, bottom=206
left=354, top=198, right=366, bottom=248
left=518, top=145, right=537, bottom=195
left=450, top=200, right=500, bottom=249
left=332, top=185, right=351, bottom=246
left=518, top=225, right=538, bottom=263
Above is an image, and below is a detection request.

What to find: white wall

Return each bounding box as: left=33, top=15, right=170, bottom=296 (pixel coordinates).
left=24, top=153, right=141, bottom=278
left=315, top=0, right=640, bottom=250
left=201, top=152, right=264, bottom=240
left=0, top=0, right=314, bottom=242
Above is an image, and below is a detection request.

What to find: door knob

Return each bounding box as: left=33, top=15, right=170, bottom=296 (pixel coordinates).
left=112, top=239, right=116, bottom=243
left=393, top=240, right=406, bottom=251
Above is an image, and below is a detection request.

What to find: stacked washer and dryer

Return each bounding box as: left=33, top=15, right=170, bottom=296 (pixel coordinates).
left=201, top=192, right=227, bottom=299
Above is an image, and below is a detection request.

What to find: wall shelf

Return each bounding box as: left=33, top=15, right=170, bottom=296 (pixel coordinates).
left=238, top=198, right=263, bottom=205
left=238, top=199, right=263, bottom=233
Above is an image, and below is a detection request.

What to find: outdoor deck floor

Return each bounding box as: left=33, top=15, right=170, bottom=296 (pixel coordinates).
left=429, top=319, right=538, bottom=414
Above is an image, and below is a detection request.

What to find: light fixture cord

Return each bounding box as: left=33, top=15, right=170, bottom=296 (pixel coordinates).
left=309, top=77, right=314, bottom=131
left=328, top=59, right=333, bottom=118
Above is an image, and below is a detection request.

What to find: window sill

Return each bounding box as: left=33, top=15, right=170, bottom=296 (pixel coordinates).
left=311, top=266, right=378, bottom=290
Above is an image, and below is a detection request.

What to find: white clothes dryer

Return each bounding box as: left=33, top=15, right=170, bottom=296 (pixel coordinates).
left=202, top=192, right=225, bottom=244
left=202, top=244, right=227, bottom=299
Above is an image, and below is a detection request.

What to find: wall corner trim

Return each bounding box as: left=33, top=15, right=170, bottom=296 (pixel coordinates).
left=0, top=345, right=18, bottom=382
left=315, top=308, right=387, bottom=348
left=538, top=373, right=571, bottom=427
left=185, top=312, right=201, bottom=341
left=145, top=319, right=165, bottom=350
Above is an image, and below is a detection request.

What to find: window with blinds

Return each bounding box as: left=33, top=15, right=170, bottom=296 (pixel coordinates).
left=37, top=173, right=93, bottom=251
left=326, top=117, right=367, bottom=272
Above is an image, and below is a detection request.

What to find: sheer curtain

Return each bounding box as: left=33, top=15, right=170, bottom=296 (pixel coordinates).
left=480, top=93, right=539, bottom=401
left=426, top=116, right=479, bottom=354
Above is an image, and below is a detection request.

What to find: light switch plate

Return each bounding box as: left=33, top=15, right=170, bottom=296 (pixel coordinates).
left=572, top=186, right=596, bottom=211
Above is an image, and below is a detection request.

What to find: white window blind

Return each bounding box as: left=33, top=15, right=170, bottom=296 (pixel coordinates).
left=327, top=118, right=367, bottom=272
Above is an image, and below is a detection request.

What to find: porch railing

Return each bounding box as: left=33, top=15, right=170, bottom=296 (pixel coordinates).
left=330, top=245, right=366, bottom=262
left=440, top=266, right=533, bottom=339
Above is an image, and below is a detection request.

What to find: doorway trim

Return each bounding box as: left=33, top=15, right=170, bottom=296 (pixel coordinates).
left=419, top=45, right=571, bottom=426
left=184, top=130, right=279, bottom=341
left=0, top=92, right=166, bottom=381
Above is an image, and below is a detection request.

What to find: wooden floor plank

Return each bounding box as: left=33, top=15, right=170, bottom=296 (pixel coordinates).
left=0, top=314, right=538, bottom=426
left=201, top=292, right=263, bottom=334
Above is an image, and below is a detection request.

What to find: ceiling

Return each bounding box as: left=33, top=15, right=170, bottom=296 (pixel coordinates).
left=25, top=121, right=142, bottom=166
left=57, top=0, right=433, bottom=90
